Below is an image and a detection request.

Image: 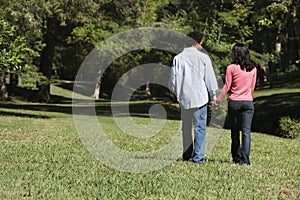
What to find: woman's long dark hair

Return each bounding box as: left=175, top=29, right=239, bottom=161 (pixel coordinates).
left=232, top=44, right=255, bottom=72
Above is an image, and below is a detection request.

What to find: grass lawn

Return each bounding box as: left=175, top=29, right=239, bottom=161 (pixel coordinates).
left=0, top=84, right=299, bottom=199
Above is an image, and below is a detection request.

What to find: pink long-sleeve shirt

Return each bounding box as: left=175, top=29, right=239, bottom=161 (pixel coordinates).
left=216, top=64, right=257, bottom=103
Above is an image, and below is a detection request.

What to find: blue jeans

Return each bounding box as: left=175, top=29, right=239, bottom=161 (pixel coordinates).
left=181, top=105, right=207, bottom=164
left=228, top=100, right=254, bottom=165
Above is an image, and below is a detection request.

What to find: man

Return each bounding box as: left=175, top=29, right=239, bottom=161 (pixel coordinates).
left=169, top=31, right=218, bottom=164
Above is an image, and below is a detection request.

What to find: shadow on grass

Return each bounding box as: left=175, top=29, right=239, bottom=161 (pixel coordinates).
left=0, top=103, right=73, bottom=116
left=0, top=100, right=181, bottom=120
left=252, top=92, right=300, bottom=135
left=2, top=81, right=299, bottom=137
left=2, top=91, right=300, bottom=136
left=0, top=110, right=51, bottom=119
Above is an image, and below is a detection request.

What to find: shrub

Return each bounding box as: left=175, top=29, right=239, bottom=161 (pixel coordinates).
left=278, top=116, right=300, bottom=139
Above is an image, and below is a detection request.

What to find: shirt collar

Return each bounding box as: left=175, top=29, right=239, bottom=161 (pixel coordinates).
left=183, top=47, right=199, bottom=52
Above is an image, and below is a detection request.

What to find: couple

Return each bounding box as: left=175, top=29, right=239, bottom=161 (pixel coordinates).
left=169, top=31, right=257, bottom=165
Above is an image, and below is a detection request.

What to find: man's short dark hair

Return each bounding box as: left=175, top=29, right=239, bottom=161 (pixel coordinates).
left=187, top=31, right=204, bottom=44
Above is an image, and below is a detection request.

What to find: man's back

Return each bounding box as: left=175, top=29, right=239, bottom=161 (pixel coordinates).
left=170, top=47, right=218, bottom=109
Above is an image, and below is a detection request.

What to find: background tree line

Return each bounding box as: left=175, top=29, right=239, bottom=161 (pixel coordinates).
left=0, top=0, right=299, bottom=101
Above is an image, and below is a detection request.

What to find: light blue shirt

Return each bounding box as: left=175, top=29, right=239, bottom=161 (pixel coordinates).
left=169, top=47, right=218, bottom=109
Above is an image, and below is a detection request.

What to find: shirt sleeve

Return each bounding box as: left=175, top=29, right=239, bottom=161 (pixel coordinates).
left=216, top=65, right=232, bottom=103
left=204, top=55, right=218, bottom=101
left=251, top=67, right=257, bottom=94
left=168, top=58, right=177, bottom=93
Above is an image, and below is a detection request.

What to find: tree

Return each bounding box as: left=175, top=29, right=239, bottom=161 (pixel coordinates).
left=1, top=0, right=299, bottom=102
left=160, top=0, right=256, bottom=75
left=1, top=0, right=115, bottom=101
left=87, top=0, right=171, bottom=99
left=0, top=19, right=42, bottom=100
left=252, top=0, right=300, bottom=69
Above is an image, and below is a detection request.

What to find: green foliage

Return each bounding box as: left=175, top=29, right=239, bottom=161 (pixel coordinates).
left=0, top=19, right=46, bottom=90
left=61, top=20, right=118, bottom=80
left=161, top=10, right=192, bottom=33
left=279, top=116, right=300, bottom=139
left=0, top=0, right=299, bottom=99
left=249, top=50, right=271, bottom=68
left=252, top=0, right=299, bottom=63
left=68, top=23, right=116, bottom=46
left=109, top=0, right=170, bottom=27
left=217, top=0, right=254, bottom=42
left=19, top=68, right=49, bottom=90
left=284, top=64, right=299, bottom=74
left=0, top=20, right=40, bottom=72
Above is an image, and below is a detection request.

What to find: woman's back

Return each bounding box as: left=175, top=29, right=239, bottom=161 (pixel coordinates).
left=228, top=64, right=257, bottom=101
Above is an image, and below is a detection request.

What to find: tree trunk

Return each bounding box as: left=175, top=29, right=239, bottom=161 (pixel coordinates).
left=0, top=72, right=8, bottom=100
left=39, top=16, right=58, bottom=102
left=9, top=73, right=18, bottom=93
left=93, top=79, right=101, bottom=100
left=275, top=41, right=281, bottom=57
left=145, top=81, right=151, bottom=99
left=288, top=3, right=300, bottom=63
left=93, top=67, right=104, bottom=99
left=275, top=35, right=282, bottom=69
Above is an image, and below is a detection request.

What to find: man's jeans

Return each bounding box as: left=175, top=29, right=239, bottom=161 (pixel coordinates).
left=228, top=100, right=254, bottom=165
left=181, top=105, right=207, bottom=164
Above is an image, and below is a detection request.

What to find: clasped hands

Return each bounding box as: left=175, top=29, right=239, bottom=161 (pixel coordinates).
left=209, top=100, right=219, bottom=109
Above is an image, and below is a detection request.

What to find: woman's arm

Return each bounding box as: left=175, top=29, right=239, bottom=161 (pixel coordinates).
left=216, top=65, right=232, bottom=103
left=251, top=67, right=257, bottom=94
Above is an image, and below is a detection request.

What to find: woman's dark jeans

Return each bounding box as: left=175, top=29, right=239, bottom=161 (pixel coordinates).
left=228, top=100, right=254, bottom=165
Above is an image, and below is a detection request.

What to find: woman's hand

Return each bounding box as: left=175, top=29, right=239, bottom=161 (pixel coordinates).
left=210, top=100, right=219, bottom=109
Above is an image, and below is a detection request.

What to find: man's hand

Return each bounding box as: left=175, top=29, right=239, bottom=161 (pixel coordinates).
left=210, top=100, right=219, bottom=109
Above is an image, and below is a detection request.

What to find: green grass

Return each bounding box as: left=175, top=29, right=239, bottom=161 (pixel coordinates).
left=0, top=85, right=299, bottom=199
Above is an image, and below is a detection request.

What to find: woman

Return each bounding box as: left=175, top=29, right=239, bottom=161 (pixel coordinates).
left=212, top=44, right=257, bottom=165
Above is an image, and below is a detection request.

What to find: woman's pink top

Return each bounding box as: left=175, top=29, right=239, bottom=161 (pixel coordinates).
left=216, top=64, right=257, bottom=103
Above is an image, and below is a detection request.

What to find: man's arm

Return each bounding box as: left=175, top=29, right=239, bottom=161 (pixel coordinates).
left=203, top=55, right=218, bottom=101
left=168, top=58, right=177, bottom=93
